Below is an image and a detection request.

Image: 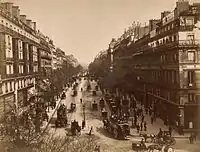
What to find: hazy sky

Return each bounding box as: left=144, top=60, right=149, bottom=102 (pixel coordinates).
left=4, top=0, right=198, bottom=64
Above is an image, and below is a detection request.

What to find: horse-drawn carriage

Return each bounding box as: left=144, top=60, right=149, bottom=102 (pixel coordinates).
left=69, top=103, right=76, bottom=112
left=71, top=120, right=81, bottom=136
left=92, top=90, right=96, bottom=96
left=99, top=98, right=105, bottom=110
left=92, top=101, right=98, bottom=110
left=132, top=142, right=174, bottom=152
left=139, top=131, right=176, bottom=146
left=71, top=90, right=77, bottom=97
left=61, top=92, right=66, bottom=100
left=87, top=85, right=91, bottom=91
left=55, top=105, right=67, bottom=128
left=101, top=110, right=108, bottom=120
left=103, top=116, right=130, bottom=139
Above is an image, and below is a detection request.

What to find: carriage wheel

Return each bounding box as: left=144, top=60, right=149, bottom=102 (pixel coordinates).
left=166, top=147, right=174, bottom=152
left=113, top=128, right=118, bottom=139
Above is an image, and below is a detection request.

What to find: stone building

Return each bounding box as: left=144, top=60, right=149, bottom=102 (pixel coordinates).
left=111, top=0, right=200, bottom=131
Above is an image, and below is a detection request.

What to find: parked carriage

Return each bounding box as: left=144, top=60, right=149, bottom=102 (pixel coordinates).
left=71, top=120, right=81, bottom=136
left=61, top=92, right=66, bottom=100
left=87, top=85, right=91, bottom=91
left=92, top=101, right=98, bottom=110
left=69, top=103, right=76, bottom=112
left=55, top=105, right=68, bottom=128
left=99, top=98, right=105, bottom=110
left=140, top=131, right=176, bottom=145
left=101, top=109, right=108, bottom=120
left=103, top=116, right=130, bottom=139
left=92, top=90, right=96, bottom=96
left=71, top=90, right=77, bottom=97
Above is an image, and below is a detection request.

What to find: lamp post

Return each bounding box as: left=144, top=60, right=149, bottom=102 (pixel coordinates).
left=83, top=104, right=85, bottom=121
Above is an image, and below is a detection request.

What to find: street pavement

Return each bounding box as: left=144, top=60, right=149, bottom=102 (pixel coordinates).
left=46, top=78, right=200, bottom=152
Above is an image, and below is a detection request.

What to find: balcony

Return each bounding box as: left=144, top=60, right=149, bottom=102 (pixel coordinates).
left=179, top=25, right=194, bottom=31
left=131, top=39, right=200, bottom=57
left=40, top=52, right=52, bottom=60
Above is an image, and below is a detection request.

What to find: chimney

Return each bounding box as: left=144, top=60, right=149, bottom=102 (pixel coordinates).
left=32, top=22, right=36, bottom=31
left=12, top=6, right=20, bottom=18
left=149, top=19, right=160, bottom=31
left=26, top=19, right=32, bottom=27
left=176, top=0, right=189, bottom=16
left=161, top=11, right=171, bottom=19
left=20, top=15, right=27, bottom=24
left=1, top=2, right=13, bottom=15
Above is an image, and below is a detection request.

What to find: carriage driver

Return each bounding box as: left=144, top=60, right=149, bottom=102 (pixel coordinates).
left=140, top=138, right=145, bottom=148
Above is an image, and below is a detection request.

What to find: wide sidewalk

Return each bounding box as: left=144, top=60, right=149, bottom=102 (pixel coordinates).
left=129, top=103, right=191, bottom=138
left=41, top=87, right=70, bottom=133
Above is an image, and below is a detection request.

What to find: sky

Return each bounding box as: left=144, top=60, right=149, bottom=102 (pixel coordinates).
left=3, top=0, right=199, bottom=64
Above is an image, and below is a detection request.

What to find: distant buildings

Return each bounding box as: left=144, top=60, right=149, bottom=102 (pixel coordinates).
left=102, top=0, right=200, bottom=131
left=0, top=2, right=70, bottom=117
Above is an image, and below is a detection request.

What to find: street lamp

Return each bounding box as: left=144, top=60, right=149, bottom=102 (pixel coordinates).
left=83, top=104, right=85, bottom=121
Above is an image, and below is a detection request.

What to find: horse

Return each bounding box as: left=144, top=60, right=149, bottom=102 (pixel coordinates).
left=148, top=144, right=162, bottom=152
left=139, top=133, right=156, bottom=143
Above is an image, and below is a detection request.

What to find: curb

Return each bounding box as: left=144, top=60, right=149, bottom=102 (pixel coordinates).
left=129, top=134, right=190, bottom=139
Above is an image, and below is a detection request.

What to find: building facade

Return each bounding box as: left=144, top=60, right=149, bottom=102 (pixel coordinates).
left=111, top=0, right=200, bottom=131
left=0, top=2, right=41, bottom=116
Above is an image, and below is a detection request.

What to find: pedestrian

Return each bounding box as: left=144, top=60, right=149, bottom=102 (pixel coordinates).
left=144, top=121, right=147, bottom=131
left=193, top=132, right=197, bottom=141
left=80, top=98, right=82, bottom=104
left=137, top=124, right=140, bottom=133
left=169, top=126, right=172, bottom=137
left=141, top=115, right=144, bottom=122
left=89, top=126, right=93, bottom=135
left=151, top=117, right=153, bottom=125
left=140, top=122, right=143, bottom=131
left=134, top=118, right=137, bottom=127
left=131, top=118, right=134, bottom=128
left=189, top=134, right=193, bottom=144
left=82, top=120, right=85, bottom=129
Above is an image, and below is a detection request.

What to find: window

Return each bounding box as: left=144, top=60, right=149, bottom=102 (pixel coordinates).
left=19, top=80, right=21, bottom=88
left=33, top=65, right=38, bottom=72
left=27, top=64, right=30, bottom=73
left=7, top=82, right=10, bottom=92
left=187, top=34, right=195, bottom=44
left=18, top=40, right=23, bottom=59
left=188, top=71, right=195, bottom=86
left=5, top=35, right=13, bottom=58
left=188, top=51, right=195, bottom=61
left=186, top=18, right=194, bottom=25
left=19, top=65, right=24, bottom=74
left=10, top=81, right=12, bottom=91
left=5, top=83, right=8, bottom=93
left=6, top=64, right=14, bottom=75
left=188, top=93, right=195, bottom=103
left=27, top=45, right=29, bottom=60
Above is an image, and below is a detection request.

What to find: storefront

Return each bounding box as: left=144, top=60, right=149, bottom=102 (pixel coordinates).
left=0, top=97, right=4, bottom=117
left=4, top=93, right=15, bottom=114
left=18, top=90, right=25, bottom=108
left=184, top=104, right=200, bottom=130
